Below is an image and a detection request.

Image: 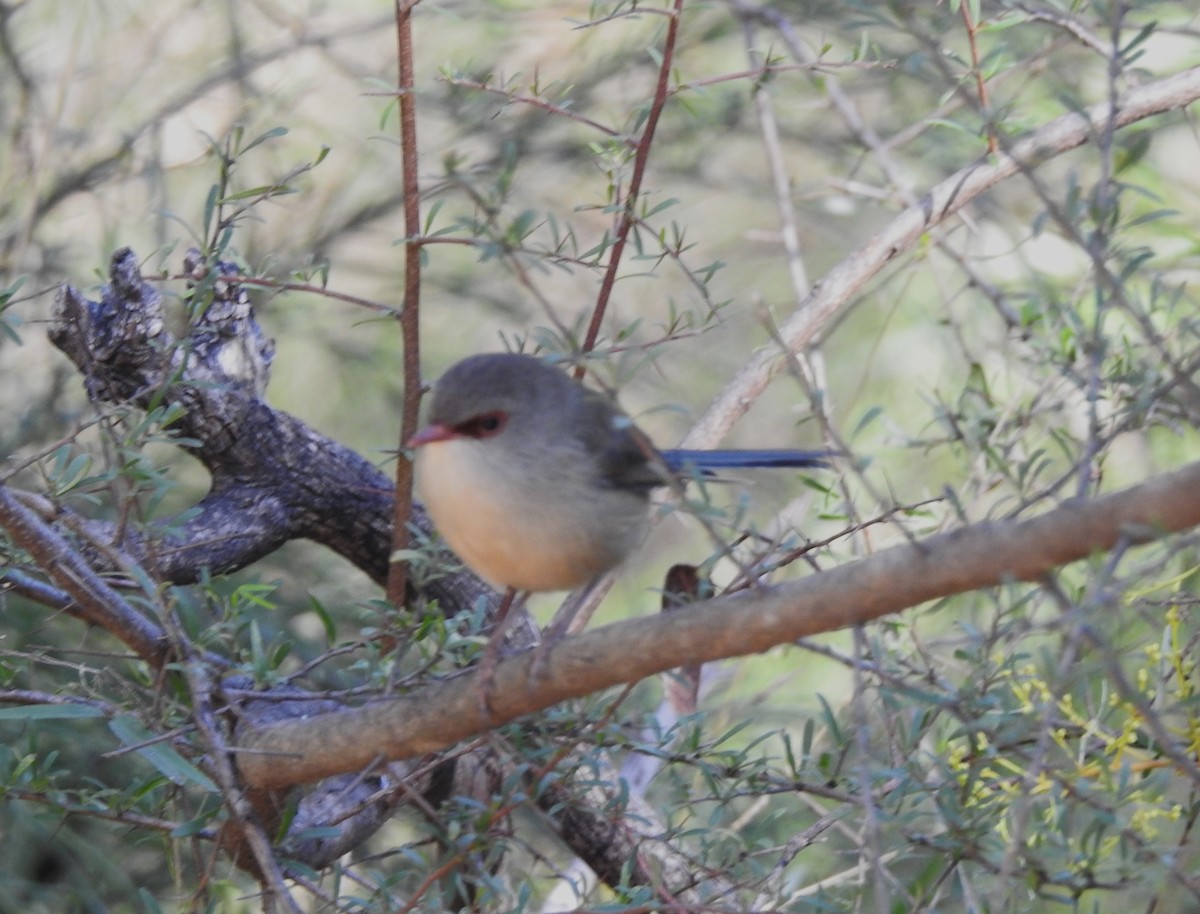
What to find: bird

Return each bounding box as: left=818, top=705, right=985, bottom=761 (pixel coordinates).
left=408, top=352, right=831, bottom=594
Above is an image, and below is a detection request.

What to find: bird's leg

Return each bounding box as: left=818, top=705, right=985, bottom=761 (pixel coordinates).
left=476, top=587, right=528, bottom=716
left=530, top=574, right=612, bottom=680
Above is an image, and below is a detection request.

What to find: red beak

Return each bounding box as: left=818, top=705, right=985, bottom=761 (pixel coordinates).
left=407, top=422, right=459, bottom=448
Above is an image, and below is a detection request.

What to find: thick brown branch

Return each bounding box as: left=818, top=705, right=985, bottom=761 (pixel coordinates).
left=238, top=459, right=1200, bottom=789
left=44, top=249, right=490, bottom=614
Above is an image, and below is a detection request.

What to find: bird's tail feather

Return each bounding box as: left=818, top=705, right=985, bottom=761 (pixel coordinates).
left=662, top=449, right=834, bottom=472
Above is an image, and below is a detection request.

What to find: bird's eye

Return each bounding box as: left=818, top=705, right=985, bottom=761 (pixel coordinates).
left=457, top=411, right=507, bottom=439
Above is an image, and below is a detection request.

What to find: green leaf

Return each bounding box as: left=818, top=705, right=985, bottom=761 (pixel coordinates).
left=423, top=199, right=445, bottom=235
left=202, top=183, right=219, bottom=237
left=0, top=703, right=105, bottom=720
left=109, top=714, right=218, bottom=792
left=643, top=197, right=679, bottom=218
left=240, top=125, right=289, bottom=155
left=170, top=813, right=214, bottom=838
left=222, top=183, right=293, bottom=202
left=308, top=595, right=337, bottom=644
left=852, top=405, right=884, bottom=437
left=138, top=887, right=165, bottom=914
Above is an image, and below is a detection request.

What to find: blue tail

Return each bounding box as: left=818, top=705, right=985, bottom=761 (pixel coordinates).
left=662, top=449, right=834, bottom=472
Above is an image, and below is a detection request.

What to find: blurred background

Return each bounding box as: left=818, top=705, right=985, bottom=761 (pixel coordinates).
left=1, top=1, right=1199, bottom=911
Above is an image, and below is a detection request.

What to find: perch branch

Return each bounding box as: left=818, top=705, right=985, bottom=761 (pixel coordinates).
left=238, top=458, right=1200, bottom=788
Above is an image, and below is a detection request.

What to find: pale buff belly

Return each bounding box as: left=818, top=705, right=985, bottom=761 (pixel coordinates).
left=416, top=439, right=647, bottom=592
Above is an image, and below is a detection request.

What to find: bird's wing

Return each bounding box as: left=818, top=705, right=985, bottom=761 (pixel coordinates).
left=576, top=388, right=668, bottom=494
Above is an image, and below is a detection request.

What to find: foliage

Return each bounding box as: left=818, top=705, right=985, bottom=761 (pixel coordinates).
left=1, top=1, right=1199, bottom=912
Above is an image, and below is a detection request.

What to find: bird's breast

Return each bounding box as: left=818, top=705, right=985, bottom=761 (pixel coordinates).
left=415, top=438, right=650, bottom=592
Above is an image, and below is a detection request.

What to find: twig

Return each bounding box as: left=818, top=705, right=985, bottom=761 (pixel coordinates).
left=214, top=274, right=402, bottom=317
left=388, top=0, right=425, bottom=607
left=578, top=0, right=687, bottom=366
left=959, top=1, right=999, bottom=155
left=0, top=485, right=169, bottom=667
left=439, top=75, right=624, bottom=139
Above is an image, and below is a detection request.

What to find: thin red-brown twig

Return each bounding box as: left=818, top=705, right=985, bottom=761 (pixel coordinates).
left=960, top=1, right=999, bottom=155
left=576, top=0, right=686, bottom=373
left=387, top=0, right=424, bottom=608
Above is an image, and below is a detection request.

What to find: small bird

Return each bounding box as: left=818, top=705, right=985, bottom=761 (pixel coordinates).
left=408, top=352, right=831, bottom=593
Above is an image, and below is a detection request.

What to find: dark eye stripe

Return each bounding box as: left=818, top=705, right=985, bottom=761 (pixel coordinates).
left=455, top=410, right=508, bottom=439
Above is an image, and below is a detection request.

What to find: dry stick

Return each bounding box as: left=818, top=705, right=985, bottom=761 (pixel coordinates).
left=213, top=274, right=400, bottom=317
left=387, top=0, right=424, bottom=607
left=0, top=485, right=168, bottom=667
left=237, top=458, right=1200, bottom=789
left=740, top=21, right=810, bottom=299
left=190, top=658, right=302, bottom=914
left=678, top=63, right=1200, bottom=451
left=1013, top=2, right=1118, bottom=60
left=440, top=76, right=623, bottom=139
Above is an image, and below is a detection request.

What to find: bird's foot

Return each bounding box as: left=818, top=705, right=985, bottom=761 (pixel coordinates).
left=474, top=589, right=523, bottom=718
